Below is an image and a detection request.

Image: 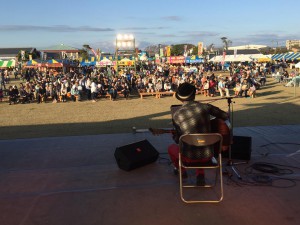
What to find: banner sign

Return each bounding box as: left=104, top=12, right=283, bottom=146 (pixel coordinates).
left=167, top=56, right=185, bottom=64
left=160, top=48, right=164, bottom=57
left=166, top=46, right=171, bottom=57
left=118, top=60, right=135, bottom=66
left=185, top=56, right=204, bottom=64
left=96, top=60, right=113, bottom=67
left=198, top=42, right=203, bottom=56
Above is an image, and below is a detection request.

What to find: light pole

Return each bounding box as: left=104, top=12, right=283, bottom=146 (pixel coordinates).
left=115, top=34, right=135, bottom=76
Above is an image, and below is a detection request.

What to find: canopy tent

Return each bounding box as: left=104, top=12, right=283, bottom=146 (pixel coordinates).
left=272, top=52, right=300, bottom=61
left=257, top=57, right=271, bottom=62
left=257, top=54, right=272, bottom=62
left=248, top=54, right=265, bottom=60
left=287, top=52, right=300, bottom=61
left=0, top=59, right=16, bottom=68
left=209, top=54, right=253, bottom=62
left=24, top=59, right=42, bottom=68
left=295, top=62, right=300, bottom=68
left=80, top=57, right=97, bottom=67
left=118, top=58, right=135, bottom=66
left=96, top=57, right=113, bottom=67
left=45, top=59, right=63, bottom=67
left=271, top=53, right=284, bottom=60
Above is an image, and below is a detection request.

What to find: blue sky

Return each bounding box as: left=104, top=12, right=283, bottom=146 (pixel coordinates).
left=1, top=0, right=299, bottom=52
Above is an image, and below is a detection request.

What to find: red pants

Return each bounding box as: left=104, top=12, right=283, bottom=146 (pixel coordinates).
left=168, top=144, right=211, bottom=176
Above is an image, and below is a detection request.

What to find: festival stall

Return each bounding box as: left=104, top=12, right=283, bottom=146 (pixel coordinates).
left=80, top=57, right=97, bottom=67
left=257, top=55, right=272, bottom=62
left=272, top=52, right=300, bottom=61
left=118, top=58, right=135, bottom=66
left=45, top=59, right=63, bottom=68
left=210, top=54, right=253, bottom=63
left=96, top=57, right=113, bottom=67
left=0, top=59, right=16, bottom=68
left=23, top=59, right=42, bottom=68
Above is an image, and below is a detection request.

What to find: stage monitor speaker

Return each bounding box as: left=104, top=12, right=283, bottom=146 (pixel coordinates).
left=114, top=139, right=159, bottom=171
left=222, top=136, right=252, bottom=161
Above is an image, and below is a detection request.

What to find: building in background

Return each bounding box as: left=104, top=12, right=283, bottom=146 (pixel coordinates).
left=38, top=44, right=80, bottom=60
left=228, top=45, right=267, bottom=50
left=286, top=40, right=300, bottom=50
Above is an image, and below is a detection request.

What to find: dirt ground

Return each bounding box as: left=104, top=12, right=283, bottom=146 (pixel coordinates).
left=0, top=74, right=299, bottom=140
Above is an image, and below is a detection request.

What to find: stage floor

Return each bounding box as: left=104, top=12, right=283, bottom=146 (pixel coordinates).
left=0, top=125, right=300, bottom=225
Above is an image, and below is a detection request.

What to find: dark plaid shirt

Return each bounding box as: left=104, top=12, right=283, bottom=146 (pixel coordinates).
left=172, top=101, right=228, bottom=143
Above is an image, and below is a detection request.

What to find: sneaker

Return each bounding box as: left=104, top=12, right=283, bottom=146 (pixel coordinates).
left=196, top=174, right=206, bottom=186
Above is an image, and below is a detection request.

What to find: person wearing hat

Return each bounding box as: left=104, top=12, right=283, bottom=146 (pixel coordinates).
left=168, top=82, right=229, bottom=185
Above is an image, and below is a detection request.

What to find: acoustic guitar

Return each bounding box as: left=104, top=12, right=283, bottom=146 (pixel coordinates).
left=149, top=118, right=232, bottom=152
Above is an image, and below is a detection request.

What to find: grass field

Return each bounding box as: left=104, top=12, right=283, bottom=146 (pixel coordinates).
left=0, top=74, right=299, bottom=140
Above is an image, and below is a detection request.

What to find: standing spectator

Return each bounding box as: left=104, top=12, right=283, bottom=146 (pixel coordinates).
left=8, top=86, right=17, bottom=105
left=85, top=77, right=92, bottom=100
left=60, top=83, right=67, bottom=102
left=0, top=69, right=6, bottom=90
left=35, top=83, right=43, bottom=104
left=90, top=79, right=98, bottom=102
left=0, top=88, right=3, bottom=102
left=70, top=83, right=80, bottom=102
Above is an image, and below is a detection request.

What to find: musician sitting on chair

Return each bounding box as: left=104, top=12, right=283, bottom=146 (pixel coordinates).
left=168, top=82, right=229, bottom=186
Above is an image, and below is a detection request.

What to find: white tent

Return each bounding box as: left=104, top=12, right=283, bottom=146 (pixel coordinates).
left=209, top=54, right=253, bottom=62
left=96, top=58, right=113, bottom=67
left=295, top=62, right=300, bottom=68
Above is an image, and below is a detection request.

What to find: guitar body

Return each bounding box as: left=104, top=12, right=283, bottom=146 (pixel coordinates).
left=210, top=118, right=232, bottom=152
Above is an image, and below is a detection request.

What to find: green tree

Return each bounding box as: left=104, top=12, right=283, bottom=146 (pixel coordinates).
left=79, top=44, right=93, bottom=60
left=17, top=50, right=40, bottom=61
left=170, top=44, right=195, bottom=56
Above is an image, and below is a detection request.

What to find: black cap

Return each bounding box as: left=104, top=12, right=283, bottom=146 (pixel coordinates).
left=175, top=82, right=196, bottom=101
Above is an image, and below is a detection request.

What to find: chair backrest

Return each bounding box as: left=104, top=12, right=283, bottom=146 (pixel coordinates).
left=179, top=133, right=223, bottom=160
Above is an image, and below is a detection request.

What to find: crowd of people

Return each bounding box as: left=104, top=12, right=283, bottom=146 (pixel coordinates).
left=0, top=60, right=295, bottom=105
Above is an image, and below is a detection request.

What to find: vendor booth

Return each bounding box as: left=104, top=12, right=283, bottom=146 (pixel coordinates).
left=0, top=59, right=16, bottom=68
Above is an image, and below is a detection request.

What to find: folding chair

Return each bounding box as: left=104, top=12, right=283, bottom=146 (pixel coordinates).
left=179, top=133, right=223, bottom=203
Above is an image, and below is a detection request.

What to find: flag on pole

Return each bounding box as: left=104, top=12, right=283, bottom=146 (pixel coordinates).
left=184, top=45, right=187, bottom=57
left=166, top=46, right=171, bottom=57
left=222, top=50, right=226, bottom=65
left=197, top=42, right=203, bottom=56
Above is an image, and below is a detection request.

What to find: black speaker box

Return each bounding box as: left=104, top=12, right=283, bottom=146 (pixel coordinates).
left=222, top=136, right=252, bottom=160
left=114, top=139, right=159, bottom=171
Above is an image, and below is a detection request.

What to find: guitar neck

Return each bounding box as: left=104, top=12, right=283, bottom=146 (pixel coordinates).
left=149, top=128, right=175, bottom=135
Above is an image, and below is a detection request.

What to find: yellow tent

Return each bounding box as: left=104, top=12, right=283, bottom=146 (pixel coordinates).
left=257, top=57, right=271, bottom=62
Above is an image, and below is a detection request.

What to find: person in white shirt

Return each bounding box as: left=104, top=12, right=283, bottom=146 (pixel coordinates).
left=90, top=80, right=98, bottom=102
left=218, top=78, right=230, bottom=97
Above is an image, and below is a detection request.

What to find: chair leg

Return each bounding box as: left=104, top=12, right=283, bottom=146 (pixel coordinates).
left=179, top=157, right=224, bottom=203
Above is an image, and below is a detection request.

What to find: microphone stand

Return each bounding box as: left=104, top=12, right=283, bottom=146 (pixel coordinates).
left=225, top=97, right=246, bottom=179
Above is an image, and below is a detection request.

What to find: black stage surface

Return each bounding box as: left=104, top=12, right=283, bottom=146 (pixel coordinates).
left=0, top=125, right=300, bottom=225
